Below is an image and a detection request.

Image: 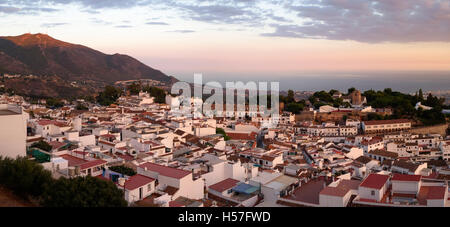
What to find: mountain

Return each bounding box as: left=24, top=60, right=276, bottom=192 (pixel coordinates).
left=0, top=33, right=177, bottom=84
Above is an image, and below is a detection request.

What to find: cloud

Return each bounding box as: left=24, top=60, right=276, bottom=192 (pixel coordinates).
left=6, top=0, right=155, bottom=9
left=172, top=1, right=264, bottom=26
left=89, top=18, right=112, bottom=25
left=1, top=0, right=450, bottom=43
left=167, top=30, right=196, bottom=33
left=0, top=5, right=59, bottom=14
left=114, top=25, right=133, bottom=28
left=146, top=21, right=169, bottom=25
left=41, top=22, right=68, bottom=28
left=263, top=0, right=450, bottom=43
left=23, top=7, right=59, bottom=12
left=0, top=6, right=20, bottom=14
left=81, top=9, right=100, bottom=14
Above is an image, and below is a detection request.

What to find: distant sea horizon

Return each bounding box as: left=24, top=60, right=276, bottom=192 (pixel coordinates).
left=171, top=71, right=450, bottom=94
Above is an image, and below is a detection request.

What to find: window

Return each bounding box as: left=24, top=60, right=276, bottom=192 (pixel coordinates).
left=371, top=190, right=375, bottom=196
left=147, top=184, right=152, bottom=191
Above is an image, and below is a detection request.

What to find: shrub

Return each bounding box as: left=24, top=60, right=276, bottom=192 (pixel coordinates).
left=41, top=176, right=127, bottom=207
left=0, top=156, right=52, bottom=198
left=0, top=156, right=128, bottom=207
left=108, top=165, right=136, bottom=176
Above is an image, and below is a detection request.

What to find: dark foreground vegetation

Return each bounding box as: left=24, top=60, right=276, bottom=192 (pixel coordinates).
left=0, top=156, right=127, bottom=207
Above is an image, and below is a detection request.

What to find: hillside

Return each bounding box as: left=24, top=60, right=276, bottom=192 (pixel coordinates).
left=0, top=33, right=177, bottom=97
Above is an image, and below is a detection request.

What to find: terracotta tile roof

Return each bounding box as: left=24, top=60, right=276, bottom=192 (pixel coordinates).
left=363, top=119, right=411, bottom=126
left=59, top=154, right=87, bottom=166
left=138, top=162, right=191, bottom=179
left=391, top=174, right=421, bottom=182
left=226, top=131, right=257, bottom=141
left=116, top=153, right=134, bottom=161
left=98, top=140, right=115, bottom=146
left=320, top=185, right=349, bottom=197
left=418, top=186, right=447, bottom=203
left=26, top=137, right=44, bottom=143
left=169, top=201, right=185, bottom=207
left=368, top=149, right=398, bottom=158
left=359, top=174, right=390, bottom=190
left=319, top=179, right=360, bottom=197
left=209, top=178, right=240, bottom=193
left=48, top=141, right=66, bottom=150
left=79, top=159, right=107, bottom=170
left=174, top=129, right=186, bottom=136
left=392, top=160, right=421, bottom=173
left=123, top=174, right=155, bottom=191
left=100, top=134, right=116, bottom=139
left=37, top=120, right=58, bottom=126
left=355, top=156, right=374, bottom=164
left=283, top=179, right=327, bottom=205
left=361, top=138, right=383, bottom=145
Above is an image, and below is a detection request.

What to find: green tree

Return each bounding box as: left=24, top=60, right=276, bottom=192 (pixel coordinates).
left=216, top=128, right=231, bottom=141
left=329, top=89, right=339, bottom=96
left=367, top=113, right=384, bottom=121
left=127, top=83, right=141, bottom=96
left=83, top=95, right=95, bottom=103
left=286, top=90, right=295, bottom=103
left=96, top=86, right=122, bottom=106
left=46, top=98, right=64, bottom=108
left=109, top=165, right=136, bottom=176
left=347, top=87, right=356, bottom=95
left=31, top=140, right=52, bottom=152
left=286, top=102, right=304, bottom=114
left=363, top=88, right=446, bottom=125
left=41, top=176, right=127, bottom=207
left=0, top=156, right=53, bottom=198
left=142, top=86, right=166, bottom=104
left=76, top=104, right=88, bottom=110
left=418, top=89, right=424, bottom=102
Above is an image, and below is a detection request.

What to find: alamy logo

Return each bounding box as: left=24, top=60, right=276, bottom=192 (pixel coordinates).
left=169, top=74, right=280, bottom=128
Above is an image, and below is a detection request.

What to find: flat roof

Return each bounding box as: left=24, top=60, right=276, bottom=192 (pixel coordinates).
left=232, top=183, right=259, bottom=195
left=265, top=175, right=298, bottom=190
left=283, top=179, right=327, bottom=205
left=0, top=109, right=19, bottom=116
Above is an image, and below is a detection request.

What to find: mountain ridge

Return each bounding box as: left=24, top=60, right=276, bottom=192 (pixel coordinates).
left=0, top=33, right=177, bottom=84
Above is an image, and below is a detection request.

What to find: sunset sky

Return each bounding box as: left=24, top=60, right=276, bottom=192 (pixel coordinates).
left=0, top=0, right=449, bottom=81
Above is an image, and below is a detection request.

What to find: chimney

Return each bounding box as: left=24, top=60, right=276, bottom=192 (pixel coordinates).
left=118, top=178, right=125, bottom=187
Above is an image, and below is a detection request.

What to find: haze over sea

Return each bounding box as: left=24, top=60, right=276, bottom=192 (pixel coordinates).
left=173, top=71, right=450, bottom=94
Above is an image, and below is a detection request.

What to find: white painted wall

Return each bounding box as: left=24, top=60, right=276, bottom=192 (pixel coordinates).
left=319, top=193, right=349, bottom=207
left=0, top=107, right=26, bottom=158
left=124, top=181, right=155, bottom=203
left=359, top=185, right=385, bottom=202
left=392, top=181, right=420, bottom=194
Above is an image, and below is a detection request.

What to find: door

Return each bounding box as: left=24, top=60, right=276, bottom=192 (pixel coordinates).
left=139, top=187, right=143, bottom=200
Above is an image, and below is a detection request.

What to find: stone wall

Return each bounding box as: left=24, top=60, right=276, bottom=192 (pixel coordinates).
left=409, top=123, right=449, bottom=136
